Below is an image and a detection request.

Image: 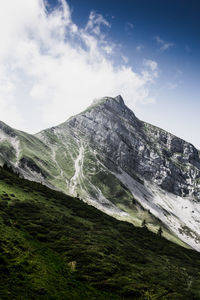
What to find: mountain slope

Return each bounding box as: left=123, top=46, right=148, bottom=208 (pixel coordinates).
left=1, top=96, right=200, bottom=250
left=1, top=166, right=200, bottom=299
left=0, top=121, right=58, bottom=186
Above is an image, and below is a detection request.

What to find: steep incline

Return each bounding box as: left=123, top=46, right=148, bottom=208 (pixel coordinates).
left=1, top=166, right=200, bottom=299
left=37, top=96, right=200, bottom=250
left=1, top=96, right=200, bottom=250
left=0, top=121, right=57, bottom=186
left=67, top=96, right=200, bottom=198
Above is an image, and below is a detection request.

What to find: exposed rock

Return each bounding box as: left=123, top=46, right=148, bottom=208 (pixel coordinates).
left=67, top=96, right=200, bottom=199
left=1, top=95, right=200, bottom=250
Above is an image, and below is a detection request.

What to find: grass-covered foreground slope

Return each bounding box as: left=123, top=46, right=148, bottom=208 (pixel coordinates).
left=1, top=166, right=200, bottom=299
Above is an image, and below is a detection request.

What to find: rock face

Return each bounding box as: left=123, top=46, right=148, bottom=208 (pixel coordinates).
left=67, top=96, right=200, bottom=198
left=1, top=95, right=200, bottom=250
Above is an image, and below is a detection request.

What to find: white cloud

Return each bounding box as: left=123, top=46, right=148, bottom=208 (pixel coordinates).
left=0, top=0, right=158, bottom=133
left=143, top=59, right=158, bottom=71
left=143, top=59, right=158, bottom=80
left=85, top=10, right=110, bottom=36
left=154, top=36, right=174, bottom=51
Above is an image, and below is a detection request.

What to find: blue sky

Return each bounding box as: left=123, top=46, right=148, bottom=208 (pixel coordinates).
left=0, top=0, right=199, bottom=148
left=66, top=0, right=200, bottom=147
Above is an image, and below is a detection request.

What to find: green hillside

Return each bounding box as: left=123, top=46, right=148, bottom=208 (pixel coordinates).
left=0, top=165, right=200, bottom=300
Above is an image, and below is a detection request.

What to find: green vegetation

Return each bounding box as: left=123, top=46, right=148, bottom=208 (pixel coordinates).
left=18, top=131, right=60, bottom=179
left=1, top=166, right=200, bottom=299
left=0, top=140, right=16, bottom=162
left=55, top=146, right=76, bottom=180
left=81, top=149, right=184, bottom=245
left=83, top=147, right=135, bottom=206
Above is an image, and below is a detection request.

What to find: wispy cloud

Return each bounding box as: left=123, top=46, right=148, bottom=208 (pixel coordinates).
left=127, top=22, right=134, bottom=29
left=85, top=10, right=111, bottom=36
left=143, top=59, right=158, bottom=71
left=125, top=22, right=134, bottom=35
left=143, top=59, right=158, bottom=79
left=154, top=36, right=174, bottom=51
left=136, top=45, right=144, bottom=52
left=122, top=55, right=128, bottom=64
left=0, top=0, right=158, bottom=132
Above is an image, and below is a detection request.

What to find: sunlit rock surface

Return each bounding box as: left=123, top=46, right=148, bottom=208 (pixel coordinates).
left=1, top=96, right=200, bottom=250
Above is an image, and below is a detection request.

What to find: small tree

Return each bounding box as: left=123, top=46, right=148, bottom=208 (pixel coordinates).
left=2, top=162, right=13, bottom=173
left=142, top=219, right=146, bottom=227
left=157, top=226, right=163, bottom=237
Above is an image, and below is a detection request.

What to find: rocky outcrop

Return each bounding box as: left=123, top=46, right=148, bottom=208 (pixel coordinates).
left=1, top=95, right=200, bottom=250
left=66, top=95, right=200, bottom=199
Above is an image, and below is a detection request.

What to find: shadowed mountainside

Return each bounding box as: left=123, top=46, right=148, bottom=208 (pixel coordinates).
left=1, top=166, right=200, bottom=299
left=1, top=96, right=200, bottom=250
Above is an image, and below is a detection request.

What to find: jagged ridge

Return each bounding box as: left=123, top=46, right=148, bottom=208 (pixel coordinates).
left=0, top=95, right=200, bottom=250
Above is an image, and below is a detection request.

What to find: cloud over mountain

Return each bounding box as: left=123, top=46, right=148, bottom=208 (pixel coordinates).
left=0, top=0, right=157, bottom=132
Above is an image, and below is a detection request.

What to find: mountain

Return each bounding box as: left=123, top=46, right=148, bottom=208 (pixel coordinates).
left=1, top=165, right=200, bottom=299
left=1, top=96, right=200, bottom=250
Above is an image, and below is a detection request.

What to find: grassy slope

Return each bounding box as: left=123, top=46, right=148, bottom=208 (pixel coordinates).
left=0, top=167, right=200, bottom=299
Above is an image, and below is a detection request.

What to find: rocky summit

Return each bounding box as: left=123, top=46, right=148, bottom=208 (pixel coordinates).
left=1, top=95, right=200, bottom=250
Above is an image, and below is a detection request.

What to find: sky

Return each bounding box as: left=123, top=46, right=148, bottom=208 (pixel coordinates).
left=0, top=0, right=200, bottom=148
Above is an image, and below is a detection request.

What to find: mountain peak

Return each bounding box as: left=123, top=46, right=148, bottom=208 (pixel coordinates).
left=69, top=95, right=138, bottom=130
left=2, top=95, right=200, bottom=252
left=114, top=94, right=125, bottom=105
left=91, top=95, right=125, bottom=108
left=87, top=95, right=138, bottom=123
